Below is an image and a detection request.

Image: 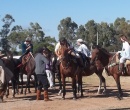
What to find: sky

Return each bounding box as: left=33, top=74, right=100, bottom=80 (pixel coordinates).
left=0, top=0, right=130, bottom=41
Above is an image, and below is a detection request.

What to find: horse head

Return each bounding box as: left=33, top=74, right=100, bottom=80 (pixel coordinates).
left=91, top=45, right=111, bottom=69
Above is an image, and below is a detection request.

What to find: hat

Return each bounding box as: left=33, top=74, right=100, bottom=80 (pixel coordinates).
left=25, top=37, right=31, bottom=42
left=77, top=39, right=83, bottom=42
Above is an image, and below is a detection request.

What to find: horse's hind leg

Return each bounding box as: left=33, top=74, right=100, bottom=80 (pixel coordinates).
left=34, top=74, right=37, bottom=93
left=113, top=75, right=123, bottom=100
left=24, top=75, right=31, bottom=95
left=5, top=83, right=9, bottom=98
left=19, top=73, right=23, bottom=94
left=72, top=78, right=77, bottom=100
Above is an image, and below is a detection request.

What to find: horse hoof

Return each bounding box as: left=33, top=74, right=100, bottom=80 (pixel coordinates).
left=0, top=97, right=3, bottom=103
left=62, top=97, right=65, bottom=100
left=117, top=96, right=123, bottom=100
left=5, top=95, right=8, bottom=98
left=73, top=97, right=77, bottom=100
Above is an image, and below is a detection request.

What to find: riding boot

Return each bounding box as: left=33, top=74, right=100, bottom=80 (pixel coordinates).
left=44, top=90, right=51, bottom=101
left=117, top=63, right=124, bottom=75
left=36, top=90, right=41, bottom=100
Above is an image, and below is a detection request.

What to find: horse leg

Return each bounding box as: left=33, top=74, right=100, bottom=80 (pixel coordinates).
left=76, top=75, right=83, bottom=97
left=11, top=78, right=16, bottom=98
left=62, top=77, right=66, bottom=100
left=15, top=75, right=20, bottom=94
left=5, top=83, right=9, bottom=98
left=57, top=73, right=62, bottom=95
left=34, top=74, right=37, bottom=93
left=19, top=73, right=23, bottom=94
left=72, top=78, right=77, bottom=100
left=24, top=75, right=31, bottom=95
left=95, top=70, right=106, bottom=94
left=113, top=74, right=123, bottom=100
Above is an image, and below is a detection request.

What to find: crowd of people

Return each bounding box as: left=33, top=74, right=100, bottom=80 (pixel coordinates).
left=0, top=34, right=129, bottom=102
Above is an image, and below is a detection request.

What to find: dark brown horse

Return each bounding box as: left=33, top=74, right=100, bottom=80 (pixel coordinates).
left=90, top=45, right=130, bottom=100
left=59, top=44, right=83, bottom=100
left=58, top=44, right=106, bottom=99
left=19, top=52, right=37, bottom=95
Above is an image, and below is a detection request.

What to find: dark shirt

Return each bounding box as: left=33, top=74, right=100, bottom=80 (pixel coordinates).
left=21, top=42, right=27, bottom=54
left=26, top=43, right=33, bottom=53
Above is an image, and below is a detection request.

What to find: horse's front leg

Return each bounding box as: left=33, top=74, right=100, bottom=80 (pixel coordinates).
left=72, top=78, right=77, bottom=100
left=57, top=73, right=62, bottom=96
left=113, top=74, right=123, bottom=100
left=95, top=70, right=106, bottom=94
left=62, top=77, right=66, bottom=100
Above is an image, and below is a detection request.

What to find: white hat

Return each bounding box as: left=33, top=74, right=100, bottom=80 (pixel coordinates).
left=25, top=37, right=31, bottom=42
left=77, top=39, right=83, bottom=42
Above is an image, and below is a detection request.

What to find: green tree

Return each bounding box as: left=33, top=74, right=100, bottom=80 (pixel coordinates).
left=0, top=14, right=15, bottom=53
left=58, top=17, right=78, bottom=44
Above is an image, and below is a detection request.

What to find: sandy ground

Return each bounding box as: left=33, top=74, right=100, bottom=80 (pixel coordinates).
left=1, top=73, right=130, bottom=110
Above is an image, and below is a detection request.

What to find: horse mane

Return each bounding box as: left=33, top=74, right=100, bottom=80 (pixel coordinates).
left=93, top=45, right=110, bottom=57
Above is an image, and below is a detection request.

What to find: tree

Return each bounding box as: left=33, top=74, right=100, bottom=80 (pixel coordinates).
left=58, top=17, right=78, bottom=44
left=0, top=14, right=15, bottom=53
left=29, top=22, right=45, bottom=42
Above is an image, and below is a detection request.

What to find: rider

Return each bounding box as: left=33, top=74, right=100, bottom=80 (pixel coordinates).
left=55, top=37, right=84, bottom=73
left=76, top=38, right=91, bottom=66
left=116, top=34, right=130, bottom=75
left=18, top=36, right=33, bottom=67
left=43, top=47, right=55, bottom=89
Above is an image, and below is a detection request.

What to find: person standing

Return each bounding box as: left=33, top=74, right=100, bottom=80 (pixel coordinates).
left=35, top=47, right=51, bottom=101
left=116, top=34, right=130, bottom=75
left=43, top=48, right=54, bottom=89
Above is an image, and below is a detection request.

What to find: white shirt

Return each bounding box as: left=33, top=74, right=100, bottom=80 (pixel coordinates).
left=55, top=42, right=60, bottom=53
left=77, top=44, right=91, bottom=57
left=118, top=41, right=130, bottom=58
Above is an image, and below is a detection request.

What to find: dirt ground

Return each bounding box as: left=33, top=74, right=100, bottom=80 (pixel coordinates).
left=1, top=73, right=130, bottom=110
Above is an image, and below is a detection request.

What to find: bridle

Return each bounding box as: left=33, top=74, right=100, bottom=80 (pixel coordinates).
left=60, top=55, right=70, bottom=69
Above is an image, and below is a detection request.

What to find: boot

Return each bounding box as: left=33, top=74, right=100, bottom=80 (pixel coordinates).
left=44, top=90, right=51, bottom=101
left=117, top=63, right=124, bottom=75
left=36, top=90, right=41, bottom=100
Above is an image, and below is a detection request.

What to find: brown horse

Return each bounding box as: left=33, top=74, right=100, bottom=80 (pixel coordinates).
left=19, top=52, right=37, bottom=95
left=58, top=44, right=106, bottom=99
left=59, top=44, right=83, bottom=100
left=90, top=45, right=130, bottom=100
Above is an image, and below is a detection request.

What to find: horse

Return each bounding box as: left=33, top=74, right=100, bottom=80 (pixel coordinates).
left=18, top=52, right=37, bottom=95
left=58, top=44, right=107, bottom=99
left=1, top=51, right=21, bottom=98
left=90, top=45, right=130, bottom=100
left=59, top=44, right=83, bottom=100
